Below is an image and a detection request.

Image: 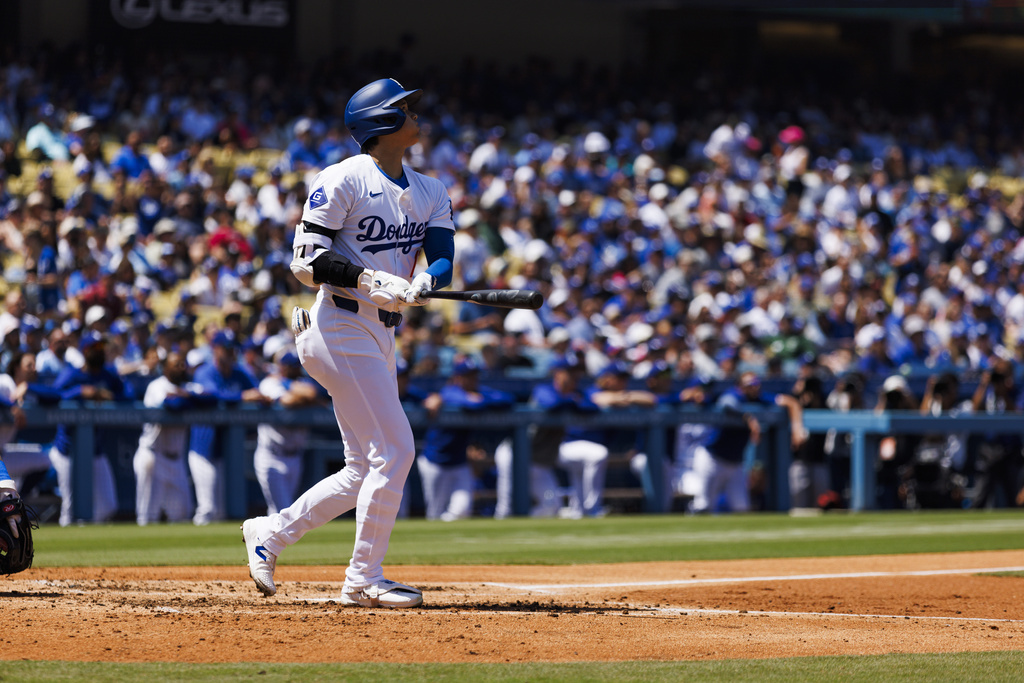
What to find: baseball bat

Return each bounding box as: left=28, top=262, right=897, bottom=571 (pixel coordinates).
left=421, top=289, right=544, bottom=310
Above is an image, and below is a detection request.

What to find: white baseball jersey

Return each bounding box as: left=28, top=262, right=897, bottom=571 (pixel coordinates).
left=138, top=375, right=189, bottom=456
left=295, top=155, right=454, bottom=301
left=256, top=375, right=311, bottom=454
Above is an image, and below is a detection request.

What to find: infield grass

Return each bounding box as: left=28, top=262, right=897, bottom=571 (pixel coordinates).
left=4, top=652, right=1024, bottom=682
left=31, top=508, right=1024, bottom=567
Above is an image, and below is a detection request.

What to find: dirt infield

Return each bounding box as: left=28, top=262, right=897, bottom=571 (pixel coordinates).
left=3, top=550, right=1024, bottom=663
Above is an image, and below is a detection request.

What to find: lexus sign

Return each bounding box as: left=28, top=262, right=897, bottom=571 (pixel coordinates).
left=110, top=0, right=289, bottom=29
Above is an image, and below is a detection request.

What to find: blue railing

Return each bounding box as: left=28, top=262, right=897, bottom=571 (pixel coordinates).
left=15, top=404, right=1024, bottom=520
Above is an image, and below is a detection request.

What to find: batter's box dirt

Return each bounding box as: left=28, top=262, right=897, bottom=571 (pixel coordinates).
left=2, top=551, right=1023, bottom=663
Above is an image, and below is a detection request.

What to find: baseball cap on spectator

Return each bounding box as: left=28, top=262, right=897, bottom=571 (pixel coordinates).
left=79, top=330, right=106, bottom=350
left=212, top=330, right=238, bottom=350
left=882, top=375, right=910, bottom=395
left=263, top=335, right=289, bottom=361
left=547, top=288, right=569, bottom=309
left=583, top=131, right=611, bottom=155
left=20, top=315, right=42, bottom=334
left=456, top=208, right=481, bottom=229
left=644, top=360, right=672, bottom=380
left=27, top=191, right=47, bottom=209
left=110, top=319, right=130, bottom=336
left=70, top=114, right=95, bottom=133
left=154, top=218, right=177, bottom=237
left=600, top=360, right=631, bottom=378
left=277, top=350, right=300, bottom=367
left=235, top=166, right=254, bottom=179
left=237, top=261, right=254, bottom=277
left=547, top=327, right=571, bottom=346
left=293, top=118, right=313, bottom=136
left=903, top=315, right=927, bottom=337
left=548, top=356, right=577, bottom=372
left=452, top=358, right=480, bottom=375
left=695, top=324, right=717, bottom=343
left=778, top=125, right=805, bottom=145
left=84, top=305, right=107, bottom=328
left=59, top=216, right=87, bottom=237
left=855, top=323, right=885, bottom=349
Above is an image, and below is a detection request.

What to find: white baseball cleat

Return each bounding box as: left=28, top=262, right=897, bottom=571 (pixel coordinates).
left=241, top=518, right=277, bottom=597
left=338, top=579, right=423, bottom=608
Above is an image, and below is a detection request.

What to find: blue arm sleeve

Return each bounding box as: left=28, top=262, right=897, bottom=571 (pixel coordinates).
left=423, top=226, right=455, bottom=289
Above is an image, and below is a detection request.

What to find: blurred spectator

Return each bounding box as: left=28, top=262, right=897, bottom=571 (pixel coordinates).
left=110, top=130, right=153, bottom=179
left=874, top=375, right=920, bottom=509
left=777, top=375, right=829, bottom=509
left=48, top=331, right=129, bottom=526
left=967, top=359, right=1023, bottom=509
left=254, top=349, right=323, bottom=515
left=416, top=357, right=515, bottom=521
left=187, top=330, right=269, bottom=525
left=24, top=103, right=68, bottom=162
left=903, top=372, right=970, bottom=509
left=690, top=372, right=785, bottom=514
left=133, top=351, right=209, bottom=526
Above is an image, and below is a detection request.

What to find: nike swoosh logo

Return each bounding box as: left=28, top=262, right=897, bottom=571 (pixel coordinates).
left=369, top=191, right=382, bottom=198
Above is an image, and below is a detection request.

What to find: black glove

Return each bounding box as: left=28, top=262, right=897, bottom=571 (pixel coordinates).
left=0, top=496, right=35, bottom=575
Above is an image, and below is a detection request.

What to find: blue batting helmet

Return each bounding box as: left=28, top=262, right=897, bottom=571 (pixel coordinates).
left=344, top=78, right=422, bottom=152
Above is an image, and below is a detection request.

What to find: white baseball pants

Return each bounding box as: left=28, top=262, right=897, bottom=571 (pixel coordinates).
left=557, top=439, right=609, bottom=517
left=48, top=446, right=118, bottom=527
left=493, top=438, right=568, bottom=519
left=188, top=451, right=224, bottom=525
left=416, top=456, right=474, bottom=521
left=254, top=447, right=303, bottom=515
left=258, top=293, right=415, bottom=590
left=133, top=447, right=193, bottom=525
left=688, top=445, right=750, bottom=513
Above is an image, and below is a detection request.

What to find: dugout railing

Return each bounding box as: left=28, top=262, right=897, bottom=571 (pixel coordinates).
left=13, top=404, right=1024, bottom=521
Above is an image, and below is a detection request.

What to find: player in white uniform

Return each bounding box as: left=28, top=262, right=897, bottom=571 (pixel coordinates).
left=133, top=352, right=201, bottom=525
left=254, top=349, right=322, bottom=514
left=242, top=78, right=455, bottom=608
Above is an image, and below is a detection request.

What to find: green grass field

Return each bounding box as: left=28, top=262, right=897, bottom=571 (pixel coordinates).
left=12, top=509, right=1024, bottom=681
left=33, top=508, right=1024, bottom=567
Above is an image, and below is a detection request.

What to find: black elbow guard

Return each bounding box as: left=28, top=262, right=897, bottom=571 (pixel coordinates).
left=311, top=252, right=365, bottom=288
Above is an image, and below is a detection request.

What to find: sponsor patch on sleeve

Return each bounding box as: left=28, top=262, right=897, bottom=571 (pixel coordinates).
left=308, top=186, right=327, bottom=209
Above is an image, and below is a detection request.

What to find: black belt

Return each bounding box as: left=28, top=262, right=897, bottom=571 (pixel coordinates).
left=333, top=294, right=402, bottom=328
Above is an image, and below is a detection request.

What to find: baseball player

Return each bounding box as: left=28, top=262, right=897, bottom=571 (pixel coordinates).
left=188, top=330, right=270, bottom=526
left=416, top=357, right=514, bottom=521
left=254, top=349, right=324, bottom=515
left=242, top=78, right=455, bottom=608
left=133, top=352, right=211, bottom=525
left=49, top=330, right=127, bottom=527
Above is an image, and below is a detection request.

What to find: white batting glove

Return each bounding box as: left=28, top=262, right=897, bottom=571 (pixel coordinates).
left=404, top=272, right=436, bottom=306
left=358, top=269, right=411, bottom=312
left=291, top=306, right=311, bottom=336
left=1, top=486, right=20, bottom=539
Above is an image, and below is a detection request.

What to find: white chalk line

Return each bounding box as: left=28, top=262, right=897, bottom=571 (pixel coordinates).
left=484, top=565, right=1024, bottom=593
left=652, top=607, right=1024, bottom=624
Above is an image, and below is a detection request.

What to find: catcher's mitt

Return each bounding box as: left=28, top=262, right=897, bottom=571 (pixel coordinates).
left=0, top=496, right=35, bottom=575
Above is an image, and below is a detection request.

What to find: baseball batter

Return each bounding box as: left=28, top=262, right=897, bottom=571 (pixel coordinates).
left=242, top=78, right=455, bottom=608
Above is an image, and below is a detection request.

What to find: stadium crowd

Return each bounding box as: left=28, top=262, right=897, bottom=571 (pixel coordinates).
left=1, top=43, right=1023, bottom=518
